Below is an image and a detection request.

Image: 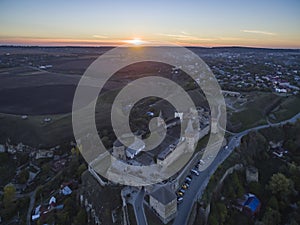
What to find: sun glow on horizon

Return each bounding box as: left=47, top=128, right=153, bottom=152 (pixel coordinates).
left=123, top=38, right=146, bottom=46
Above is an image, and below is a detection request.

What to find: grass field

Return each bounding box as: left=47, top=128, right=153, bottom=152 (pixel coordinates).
left=0, top=112, right=73, bottom=147
left=268, top=95, right=300, bottom=123
left=228, top=92, right=283, bottom=132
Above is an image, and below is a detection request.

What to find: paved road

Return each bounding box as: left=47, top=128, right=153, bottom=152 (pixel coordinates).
left=26, top=190, right=37, bottom=225
left=172, top=112, right=300, bottom=225
left=133, top=188, right=148, bottom=225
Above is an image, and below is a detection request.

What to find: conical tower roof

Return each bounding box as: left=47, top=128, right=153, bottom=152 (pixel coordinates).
left=185, top=119, right=194, bottom=134
left=158, top=110, right=163, bottom=118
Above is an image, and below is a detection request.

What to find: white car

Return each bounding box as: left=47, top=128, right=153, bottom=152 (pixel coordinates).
left=179, top=189, right=186, bottom=193
left=191, top=169, right=199, bottom=176
left=177, top=197, right=183, bottom=204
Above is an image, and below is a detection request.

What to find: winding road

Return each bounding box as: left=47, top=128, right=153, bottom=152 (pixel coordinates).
left=172, top=112, right=300, bottom=225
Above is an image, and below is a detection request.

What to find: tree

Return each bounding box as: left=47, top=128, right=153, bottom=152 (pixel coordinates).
left=289, top=219, right=299, bottom=225
left=216, top=202, right=227, bottom=224
left=63, top=197, right=77, bottom=217
left=268, top=196, right=279, bottom=211
left=71, top=146, right=81, bottom=156
left=42, top=163, right=51, bottom=173
left=268, top=173, right=293, bottom=198
left=3, top=183, right=16, bottom=207
left=1, top=183, right=18, bottom=221
left=284, top=139, right=298, bottom=153
left=208, top=214, right=218, bottom=225
left=262, top=207, right=281, bottom=225
left=17, top=169, right=29, bottom=184
left=77, top=163, right=87, bottom=177
left=56, top=211, right=70, bottom=225
left=73, top=209, right=87, bottom=225
left=248, top=181, right=263, bottom=197
left=224, top=184, right=236, bottom=199
left=232, top=173, right=244, bottom=197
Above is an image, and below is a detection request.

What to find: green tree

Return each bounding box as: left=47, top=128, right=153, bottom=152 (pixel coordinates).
left=56, top=211, right=70, bottom=225
left=17, top=169, right=29, bottom=184
left=284, top=139, right=298, bottom=153
left=248, top=182, right=263, bottom=197
left=232, top=173, right=244, bottom=197
left=216, top=202, right=227, bottom=224
left=42, top=163, right=51, bottom=173
left=63, top=197, right=77, bottom=217
left=262, top=207, right=281, bottom=225
left=77, top=163, right=87, bottom=177
left=268, top=196, right=279, bottom=210
left=73, top=209, right=87, bottom=225
left=289, top=219, right=299, bottom=225
left=208, top=214, right=218, bottom=225
left=3, top=183, right=16, bottom=207
left=268, top=173, right=293, bottom=198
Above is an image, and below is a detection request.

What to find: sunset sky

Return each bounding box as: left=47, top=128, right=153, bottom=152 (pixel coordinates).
left=1, top=0, right=300, bottom=48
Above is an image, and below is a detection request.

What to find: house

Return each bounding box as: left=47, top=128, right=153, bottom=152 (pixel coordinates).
left=49, top=196, right=56, bottom=209
left=35, top=150, right=53, bottom=160
left=149, top=186, right=177, bottom=224
left=241, top=193, right=261, bottom=217
left=272, top=146, right=287, bottom=158
left=60, top=186, right=72, bottom=196
left=32, top=205, right=41, bottom=221
left=7, top=145, right=16, bottom=154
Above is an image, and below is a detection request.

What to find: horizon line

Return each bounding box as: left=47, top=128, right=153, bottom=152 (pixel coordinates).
left=1, top=44, right=300, bottom=50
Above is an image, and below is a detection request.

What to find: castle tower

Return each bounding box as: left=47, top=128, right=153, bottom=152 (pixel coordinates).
left=112, top=139, right=126, bottom=161
left=174, top=112, right=183, bottom=121
left=185, top=119, right=196, bottom=152
left=189, top=107, right=198, bottom=120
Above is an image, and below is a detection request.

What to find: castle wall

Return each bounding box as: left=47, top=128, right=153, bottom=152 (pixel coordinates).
left=157, top=141, right=187, bottom=167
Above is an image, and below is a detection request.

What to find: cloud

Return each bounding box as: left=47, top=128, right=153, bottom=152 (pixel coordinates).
left=92, top=35, right=108, bottom=39
left=157, top=33, right=216, bottom=41
left=219, top=37, right=257, bottom=41
left=180, top=31, right=190, bottom=35
left=241, top=30, right=276, bottom=36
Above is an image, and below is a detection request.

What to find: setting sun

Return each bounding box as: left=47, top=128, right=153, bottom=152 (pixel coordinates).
left=124, top=38, right=146, bottom=46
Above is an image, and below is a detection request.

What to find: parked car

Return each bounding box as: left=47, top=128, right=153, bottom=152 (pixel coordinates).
left=177, top=191, right=184, bottom=197
left=191, top=169, right=200, bottom=176
left=177, top=197, right=183, bottom=204
left=185, top=179, right=191, bottom=184
left=179, top=189, right=186, bottom=193
left=182, top=184, right=188, bottom=190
